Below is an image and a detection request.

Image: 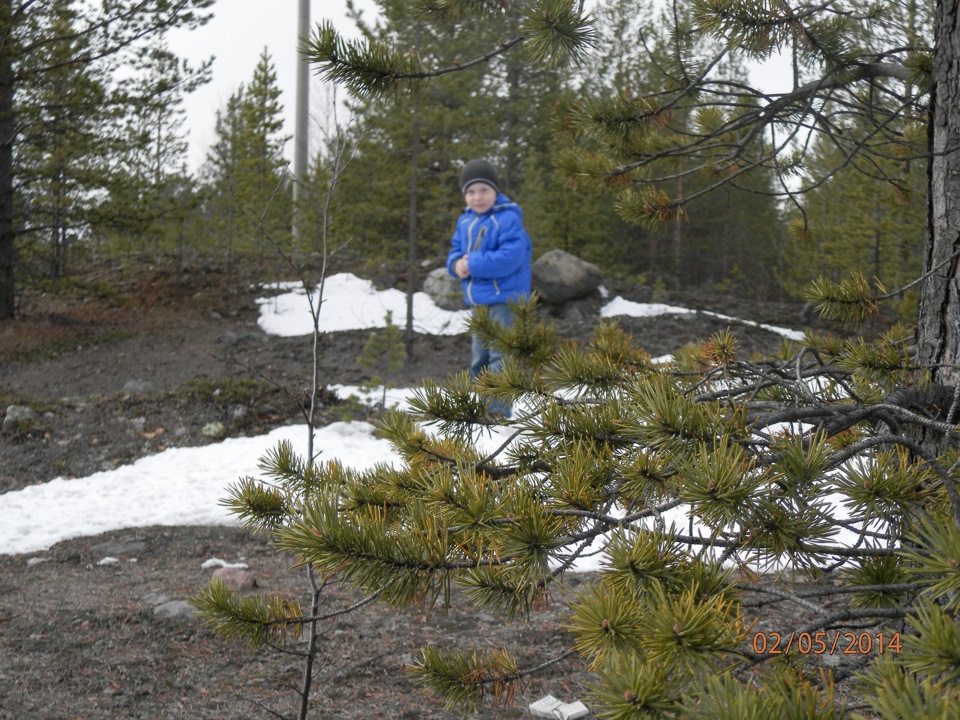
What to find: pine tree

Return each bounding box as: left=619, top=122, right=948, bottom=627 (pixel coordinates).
left=15, top=0, right=112, bottom=278
left=204, top=88, right=245, bottom=276
left=357, top=310, right=408, bottom=409
left=97, top=42, right=211, bottom=257
left=322, top=0, right=578, bottom=267
left=237, top=49, right=291, bottom=249
left=0, top=0, right=214, bottom=318
left=202, top=50, right=292, bottom=282
left=294, top=100, right=357, bottom=259
left=555, top=0, right=784, bottom=294
left=781, top=114, right=927, bottom=322
left=323, top=0, right=497, bottom=265
left=196, top=297, right=959, bottom=718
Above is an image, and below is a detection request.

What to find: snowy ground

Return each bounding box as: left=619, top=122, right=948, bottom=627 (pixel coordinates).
left=1, top=273, right=809, bottom=559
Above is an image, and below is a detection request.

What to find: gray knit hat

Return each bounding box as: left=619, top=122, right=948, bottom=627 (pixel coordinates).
left=460, top=159, right=501, bottom=194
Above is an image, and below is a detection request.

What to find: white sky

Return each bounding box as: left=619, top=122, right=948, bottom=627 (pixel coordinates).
left=1, top=273, right=815, bottom=560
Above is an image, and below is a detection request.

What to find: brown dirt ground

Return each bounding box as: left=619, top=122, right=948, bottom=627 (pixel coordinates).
left=0, top=257, right=843, bottom=719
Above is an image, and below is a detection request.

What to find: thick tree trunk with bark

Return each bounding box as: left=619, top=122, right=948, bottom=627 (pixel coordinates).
left=915, top=0, right=960, bottom=446
left=0, top=0, right=15, bottom=320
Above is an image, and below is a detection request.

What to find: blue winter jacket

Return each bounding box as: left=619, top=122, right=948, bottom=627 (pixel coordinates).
left=446, top=193, right=532, bottom=307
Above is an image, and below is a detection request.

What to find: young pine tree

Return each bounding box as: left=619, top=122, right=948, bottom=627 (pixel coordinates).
left=196, top=295, right=960, bottom=718
left=202, top=49, right=292, bottom=279
left=357, top=310, right=408, bottom=410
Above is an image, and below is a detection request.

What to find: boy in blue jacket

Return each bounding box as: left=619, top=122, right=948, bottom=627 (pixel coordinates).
left=447, top=158, right=532, bottom=418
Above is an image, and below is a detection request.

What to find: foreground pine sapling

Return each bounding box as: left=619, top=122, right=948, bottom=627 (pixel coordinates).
left=192, top=0, right=960, bottom=712
left=195, top=288, right=960, bottom=718
left=191, top=89, right=380, bottom=720
left=357, top=310, right=408, bottom=410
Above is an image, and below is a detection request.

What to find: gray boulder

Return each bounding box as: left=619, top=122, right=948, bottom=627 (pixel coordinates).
left=423, top=267, right=465, bottom=311
left=531, top=249, right=603, bottom=305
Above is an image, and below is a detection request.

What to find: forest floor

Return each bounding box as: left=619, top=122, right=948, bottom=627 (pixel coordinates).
left=0, top=255, right=860, bottom=719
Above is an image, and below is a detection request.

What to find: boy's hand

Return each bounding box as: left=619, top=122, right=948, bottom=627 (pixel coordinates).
left=454, top=256, right=470, bottom=278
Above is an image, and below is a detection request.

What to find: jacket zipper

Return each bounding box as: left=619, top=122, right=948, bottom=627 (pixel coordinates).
left=472, top=224, right=487, bottom=252
left=465, top=220, right=487, bottom=305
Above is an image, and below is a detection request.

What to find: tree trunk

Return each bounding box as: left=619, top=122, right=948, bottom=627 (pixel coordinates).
left=503, top=4, right=521, bottom=191
left=915, top=0, right=960, bottom=438
left=406, top=27, right=422, bottom=354
left=0, top=0, right=15, bottom=319
left=673, top=170, right=684, bottom=291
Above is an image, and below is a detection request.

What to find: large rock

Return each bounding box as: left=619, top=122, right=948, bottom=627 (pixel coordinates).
left=423, top=267, right=465, bottom=311
left=531, top=249, right=603, bottom=305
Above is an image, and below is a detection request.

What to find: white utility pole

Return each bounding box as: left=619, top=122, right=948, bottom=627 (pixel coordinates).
left=292, top=0, right=310, bottom=243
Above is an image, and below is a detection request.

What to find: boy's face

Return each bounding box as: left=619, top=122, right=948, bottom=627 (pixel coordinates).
left=464, top=182, right=497, bottom=214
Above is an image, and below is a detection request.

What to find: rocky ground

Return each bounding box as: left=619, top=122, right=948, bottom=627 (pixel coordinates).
left=0, top=257, right=826, bottom=719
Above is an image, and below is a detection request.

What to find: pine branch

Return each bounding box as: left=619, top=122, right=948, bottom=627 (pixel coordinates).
left=411, top=644, right=579, bottom=713
left=304, top=20, right=524, bottom=99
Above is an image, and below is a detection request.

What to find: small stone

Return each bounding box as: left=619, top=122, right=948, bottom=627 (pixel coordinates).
left=88, top=539, right=146, bottom=558
left=140, top=593, right=171, bottom=606
left=121, top=380, right=155, bottom=397
left=153, top=601, right=198, bottom=620
left=212, top=566, right=258, bottom=591
left=3, top=405, right=38, bottom=435
left=202, top=421, right=226, bottom=438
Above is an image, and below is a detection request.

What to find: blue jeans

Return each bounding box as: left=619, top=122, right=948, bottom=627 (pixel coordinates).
left=470, top=303, right=513, bottom=417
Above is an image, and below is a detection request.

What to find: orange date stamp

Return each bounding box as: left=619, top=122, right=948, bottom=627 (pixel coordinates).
left=752, top=631, right=901, bottom=656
